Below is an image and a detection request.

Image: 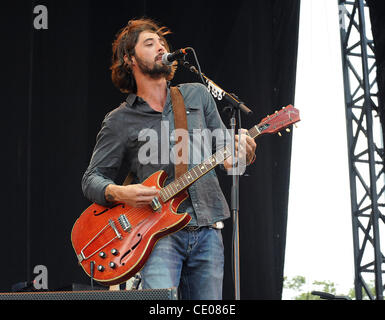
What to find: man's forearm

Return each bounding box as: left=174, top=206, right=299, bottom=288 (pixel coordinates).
left=105, top=184, right=119, bottom=203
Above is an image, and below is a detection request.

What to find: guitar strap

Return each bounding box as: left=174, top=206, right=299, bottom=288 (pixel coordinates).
left=170, top=86, right=189, bottom=179
left=123, top=86, right=188, bottom=186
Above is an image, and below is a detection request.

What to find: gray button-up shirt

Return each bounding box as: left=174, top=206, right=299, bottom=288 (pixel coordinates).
left=81, top=82, right=230, bottom=226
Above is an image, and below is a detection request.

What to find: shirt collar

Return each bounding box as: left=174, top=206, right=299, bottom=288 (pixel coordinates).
left=125, top=93, right=142, bottom=107
left=125, top=82, right=172, bottom=114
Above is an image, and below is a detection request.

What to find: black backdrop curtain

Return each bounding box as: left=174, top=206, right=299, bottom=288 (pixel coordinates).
left=1, top=0, right=300, bottom=299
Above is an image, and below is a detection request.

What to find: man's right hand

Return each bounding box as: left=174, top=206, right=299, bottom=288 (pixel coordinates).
left=105, top=184, right=159, bottom=208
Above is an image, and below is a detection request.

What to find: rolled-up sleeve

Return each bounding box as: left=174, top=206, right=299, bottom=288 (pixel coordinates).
left=81, top=112, right=127, bottom=206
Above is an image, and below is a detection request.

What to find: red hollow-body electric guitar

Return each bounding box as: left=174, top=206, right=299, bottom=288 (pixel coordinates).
left=71, top=105, right=300, bottom=286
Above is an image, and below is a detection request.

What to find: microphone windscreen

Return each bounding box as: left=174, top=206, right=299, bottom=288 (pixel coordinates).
left=161, top=53, right=173, bottom=66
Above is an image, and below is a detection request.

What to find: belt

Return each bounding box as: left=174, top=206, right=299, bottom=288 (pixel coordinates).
left=184, top=221, right=224, bottom=231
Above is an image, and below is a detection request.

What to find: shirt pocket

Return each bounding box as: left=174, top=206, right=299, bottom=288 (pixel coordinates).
left=186, top=105, right=204, bottom=132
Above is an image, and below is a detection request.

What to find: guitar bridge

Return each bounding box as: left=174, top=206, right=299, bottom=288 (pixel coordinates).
left=151, top=197, right=162, bottom=212
left=118, top=214, right=132, bottom=232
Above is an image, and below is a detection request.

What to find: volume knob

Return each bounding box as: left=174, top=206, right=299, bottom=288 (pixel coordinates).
left=111, top=248, right=119, bottom=256
left=109, top=262, right=116, bottom=269
left=97, top=265, right=105, bottom=272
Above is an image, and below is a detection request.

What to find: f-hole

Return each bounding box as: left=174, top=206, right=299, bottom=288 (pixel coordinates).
left=93, top=203, right=125, bottom=216
left=120, top=233, right=142, bottom=265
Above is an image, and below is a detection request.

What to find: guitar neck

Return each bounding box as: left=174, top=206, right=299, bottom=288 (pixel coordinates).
left=159, top=125, right=262, bottom=202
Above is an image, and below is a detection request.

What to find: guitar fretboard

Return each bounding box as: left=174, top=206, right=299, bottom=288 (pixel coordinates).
left=159, top=125, right=262, bottom=202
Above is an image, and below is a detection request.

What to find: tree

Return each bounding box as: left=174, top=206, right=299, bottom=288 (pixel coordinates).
left=284, top=276, right=341, bottom=300
left=283, top=276, right=377, bottom=300
left=347, top=280, right=376, bottom=300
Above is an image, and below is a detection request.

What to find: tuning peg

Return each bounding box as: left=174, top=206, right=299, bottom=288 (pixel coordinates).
left=278, top=132, right=282, bottom=137
left=294, top=124, right=298, bottom=128
left=286, top=128, right=291, bottom=132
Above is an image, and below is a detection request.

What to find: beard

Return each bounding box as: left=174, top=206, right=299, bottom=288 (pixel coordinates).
left=135, top=55, right=172, bottom=79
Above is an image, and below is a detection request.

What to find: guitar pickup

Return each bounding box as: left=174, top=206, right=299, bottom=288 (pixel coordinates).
left=151, top=197, right=162, bottom=212
left=118, top=214, right=132, bottom=232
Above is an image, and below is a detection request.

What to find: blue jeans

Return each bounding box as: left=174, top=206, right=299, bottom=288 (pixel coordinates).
left=140, top=227, right=224, bottom=300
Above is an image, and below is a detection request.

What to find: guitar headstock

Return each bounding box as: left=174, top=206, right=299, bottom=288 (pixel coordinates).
left=257, top=105, right=300, bottom=136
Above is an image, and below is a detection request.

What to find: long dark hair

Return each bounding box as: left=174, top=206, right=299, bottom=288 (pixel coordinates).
left=110, top=18, right=177, bottom=94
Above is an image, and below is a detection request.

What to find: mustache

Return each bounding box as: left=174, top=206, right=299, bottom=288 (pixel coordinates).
left=155, top=53, right=164, bottom=61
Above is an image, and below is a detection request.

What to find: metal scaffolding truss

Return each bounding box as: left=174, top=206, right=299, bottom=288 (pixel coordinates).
left=338, top=0, right=385, bottom=300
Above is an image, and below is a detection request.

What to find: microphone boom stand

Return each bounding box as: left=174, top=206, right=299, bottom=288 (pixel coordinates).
left=181, top=58, right=252, bottom=300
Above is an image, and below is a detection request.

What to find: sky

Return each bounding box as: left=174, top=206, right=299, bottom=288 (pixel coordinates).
left=282, top=0, right=356, bottom=299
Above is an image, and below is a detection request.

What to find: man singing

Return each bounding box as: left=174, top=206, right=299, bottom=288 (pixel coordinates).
left=82, top=18, right=256, bottom=299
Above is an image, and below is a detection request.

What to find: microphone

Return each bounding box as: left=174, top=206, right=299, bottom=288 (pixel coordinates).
left=162, top=48, right=188, bottom=65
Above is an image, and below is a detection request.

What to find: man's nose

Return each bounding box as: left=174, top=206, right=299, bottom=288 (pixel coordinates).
left=156, top=42, right=166, bottom=53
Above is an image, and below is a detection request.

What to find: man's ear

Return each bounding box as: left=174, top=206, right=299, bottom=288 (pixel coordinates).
left=124, top=54, right=135, bottom=67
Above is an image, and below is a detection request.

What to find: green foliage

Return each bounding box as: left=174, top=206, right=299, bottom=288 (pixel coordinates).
left=347, top=280, right=376, bottom=300
left=284, top=275, right=306, bottom=291
left=283, top=276, right=378, bottom=300
left=284, top=276, right=345, bottom=300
